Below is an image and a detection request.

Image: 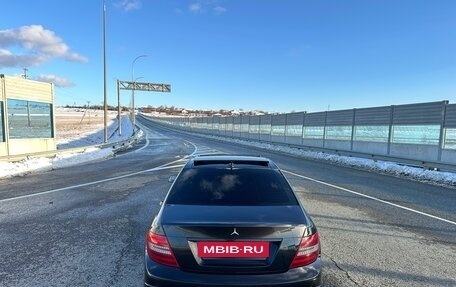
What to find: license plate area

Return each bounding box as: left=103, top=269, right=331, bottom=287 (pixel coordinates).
left=197, top=241, right=269, bottom=258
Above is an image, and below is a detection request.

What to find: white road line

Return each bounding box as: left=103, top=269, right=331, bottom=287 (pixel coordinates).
left=186, top=141, right=198, bottom=157
left=282, top=169, right=456, bottom=226
left=0, top=137, right=199, bottom=203
left=0, top=164, right=185, bottom=203
left=134, top=129, right=150, bottom=153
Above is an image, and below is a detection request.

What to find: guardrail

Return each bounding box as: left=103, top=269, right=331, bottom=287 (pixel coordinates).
left=0, top=128, right=142, bottom=163
left=140, top=114, right=456, bottom=173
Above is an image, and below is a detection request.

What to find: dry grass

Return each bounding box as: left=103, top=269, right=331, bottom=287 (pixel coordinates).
left=55, top=108, right=117, bottom=141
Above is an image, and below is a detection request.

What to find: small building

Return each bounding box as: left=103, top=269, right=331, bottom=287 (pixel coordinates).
left=0, top=74, right=56, bottom=157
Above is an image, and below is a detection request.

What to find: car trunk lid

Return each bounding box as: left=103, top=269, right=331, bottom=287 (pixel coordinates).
left=161, top=205, right=309, bottom=274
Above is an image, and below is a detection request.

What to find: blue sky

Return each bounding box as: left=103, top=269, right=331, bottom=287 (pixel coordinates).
left=0, top=0, right=455, bottom=113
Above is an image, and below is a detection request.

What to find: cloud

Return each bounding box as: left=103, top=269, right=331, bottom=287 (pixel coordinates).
left=65, top=52, right=88, bottom=62
left=0, top=48, right=46, bottom=67
left=213, top=6, right=227, bottom=14
left=189, top=2, right=203, bottom=13
left=36, top=74, right=75, bottom=87
left=114, top=0, right=142, bottom=12
left=0, top=25, right=88, bottom=68
left=188, top=1, right=227, bottom=15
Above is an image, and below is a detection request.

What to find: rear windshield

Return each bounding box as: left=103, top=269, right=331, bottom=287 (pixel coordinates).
left=166, top=167, right=299, bottom=206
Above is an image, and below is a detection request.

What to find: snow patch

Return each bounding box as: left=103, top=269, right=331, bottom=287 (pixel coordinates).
left=1, top=115, right=134, bottom=179
left=198, top=133, right=456, bottom=187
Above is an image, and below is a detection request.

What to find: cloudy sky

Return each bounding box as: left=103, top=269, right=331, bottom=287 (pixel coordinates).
left=0, top=0, right=455, bottom=112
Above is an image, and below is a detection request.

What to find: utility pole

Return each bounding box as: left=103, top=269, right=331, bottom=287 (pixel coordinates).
left=23, top=68, right=28, bottom=79
left=87, top=101, right=91, bottom=124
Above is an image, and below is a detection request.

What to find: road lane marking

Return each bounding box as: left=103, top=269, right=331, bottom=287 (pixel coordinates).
left=0, top=164, right=185, bottom=203
left=134, top=126, right=150, bottom=153
left=134, top=120, right=198, bottom=158
left=0, top=126, right=200, bottom=203
left=282, top=169, right=456, bottom=226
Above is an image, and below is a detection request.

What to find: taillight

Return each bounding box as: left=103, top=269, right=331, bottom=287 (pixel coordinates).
left=146, top=230, right=179, bottom=268
left=290, top=232, right=320, bottom=268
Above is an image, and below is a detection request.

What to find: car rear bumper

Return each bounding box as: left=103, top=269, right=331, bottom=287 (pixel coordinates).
left=144, top=254, right=321, bottom=287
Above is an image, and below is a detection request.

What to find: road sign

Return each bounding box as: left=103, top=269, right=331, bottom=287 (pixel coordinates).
left=118, top=80, right=171, bottom=92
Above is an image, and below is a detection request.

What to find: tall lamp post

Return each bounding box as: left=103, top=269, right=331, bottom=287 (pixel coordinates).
left=103, top=0, right=108, bottom=142
left=132, top=76, right=144, bottom=126
left=131, top=54, right=147, bottom=127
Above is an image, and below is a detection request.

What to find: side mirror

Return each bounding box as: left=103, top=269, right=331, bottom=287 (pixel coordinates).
left=168, top=175, right=177, bottom=183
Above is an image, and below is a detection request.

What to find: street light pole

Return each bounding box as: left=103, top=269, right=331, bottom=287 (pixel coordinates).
left=131, top=54, right=147, bottom=128
left=103, top=0, right=108, bottom=143
left=132, top=76, right=144, bottom=127
left=117, top=80, right=121, bottom=136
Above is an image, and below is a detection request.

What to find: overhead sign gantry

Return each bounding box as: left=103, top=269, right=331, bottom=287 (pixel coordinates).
left=117, top=80, right=171, bottom=135
left=118, top=80, right=171, bottom=93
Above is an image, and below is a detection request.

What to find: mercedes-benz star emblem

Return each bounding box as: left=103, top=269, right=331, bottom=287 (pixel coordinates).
left=230, top=228, right=240, bottom=236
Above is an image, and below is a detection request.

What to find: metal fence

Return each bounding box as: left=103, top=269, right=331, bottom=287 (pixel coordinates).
left=147, top=101, right=456, bottom=166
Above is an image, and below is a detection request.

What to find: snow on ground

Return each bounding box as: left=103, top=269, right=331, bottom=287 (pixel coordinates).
left=57, top=114, right=134, bottom=149
left=196, top=133, right=456, bottom=187
left=2, top=112, right=456, bottom=188
left=0, top=148, right=115, bottom=179
left=0, top=114, right=134, bottom=179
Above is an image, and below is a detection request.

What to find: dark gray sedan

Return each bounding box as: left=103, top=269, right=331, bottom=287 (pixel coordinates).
left=144, top=155, right=321, bottom=287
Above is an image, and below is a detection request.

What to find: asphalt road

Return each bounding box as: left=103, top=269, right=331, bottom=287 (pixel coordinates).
left=0, top=116, right=455, bottom=287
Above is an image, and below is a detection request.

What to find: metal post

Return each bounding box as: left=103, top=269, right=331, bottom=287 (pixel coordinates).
left=51, top=83, right=56, bottom=139
left=387, top=106, right=394, bottom=155
left=284, top=113, right=288, bottom=143
left=323, top=111, right=328, bottom=148
left=131, top=85, right=135, bottom=126
left=87, top=101, right=91, bottom=124
left=248, top=115, right=252, bottom=140
left=2, top=92, right=10, bottom=155
left=27, top=101, right=31, bottom=127
left=117, top=80, right=121, bottom=136
left=103, top=0, right=108, bottom=143
left=131, top=55, right=147, bottom=128
left=437, top=101, right=448, bottom=161
left=350, top=109, right=356, bottom=151
left=301, top=112, right=305, bottom=146
left=258, top=115, right=262, bottom=141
